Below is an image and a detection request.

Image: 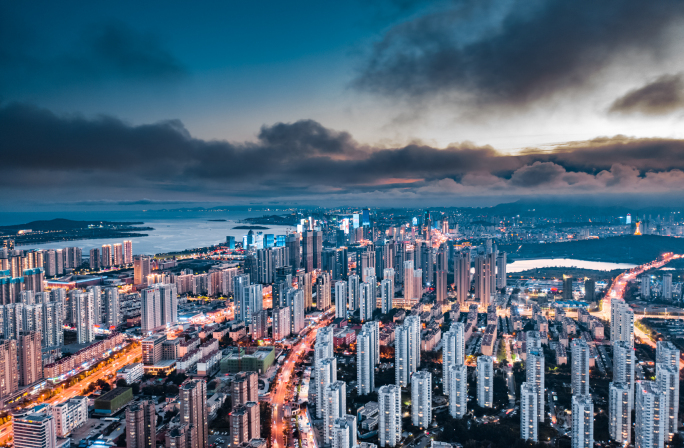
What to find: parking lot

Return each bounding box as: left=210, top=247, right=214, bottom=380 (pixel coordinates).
left=209, top=431, right=230, bottom=448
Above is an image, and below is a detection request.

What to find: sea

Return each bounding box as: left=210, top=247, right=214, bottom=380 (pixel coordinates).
left=0, top=210, right=296, bottom=255
left=506, top=258, right=636, bottom=273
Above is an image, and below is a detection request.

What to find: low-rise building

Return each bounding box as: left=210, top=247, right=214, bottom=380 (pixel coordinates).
left=117, top=363, right=143, bottom=384
left=52, top=396, right=88, bottom=437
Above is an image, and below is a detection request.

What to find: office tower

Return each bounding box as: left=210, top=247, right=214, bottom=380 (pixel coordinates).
left=411, top=371, right=432, bottom=429
left=123, top=240, right=133, bottom=264
left=359, top=282, right=375, bottom=322
left=112, top=243, right=123, bottom=266
left=13, top=412, right=57, bottom=448
left=298, top=271, right=313, bottom=310
left=316, top=358, right=337, bottom=418
left=443, top=323, right=465, bottom=396
left=313, top=230, right=323, bottom=270
left=571, top=339, right=590, bottom=396
left=403, top=260, right=414, bottom=302
left=413, top=269, right=422, bottom=299
left=41, top=301, right=63, bottom=348
left=571, top=395, right=593, bottom=448
left=256, top=248, right=274, bottom=284
left=496, top=252, right=507, bottom=289
left=101, top=244, right=112, bottom=268
left=232, top=372, right=258, bottom=409
left=635, top=381, right=666, bottom=448
left=640, top=274, right=651, bottom=298
left=454, top=251, right=470, bottom=306
left=103, top=287, right=120, bottom=328
left=273, top=306, right=291, bottom=340
left=332, top=415, right=357, bottom=448
left=520, top=382, right=538, bottom=442
left=286, top=233, right=300, bottom=271
left=0, top=339, right=17, bottom=399
left=378, top=385, right=402, bottom=447
left=348, top=274, right=360, bottom=311
left=613, top=341, right=634, bottom=408
left=611, top=299, right=634, bottom=346
left=301, top=231, right=314, bottom=272
left=474, top=255, right=492, bottom=306
left=526, top=347, right=545, bottom=422
left=126, top=400, right=156, bottom=448
left=180, top=379, right=208, bottom=448
left=435, top=245, right=447, bottom=304
left=134, top=255, right=151, bottom=286
left=656, top=341, right=680, bottom=369
left=662, top=274, right=673, bottom=300
left=239, top=284, right=263, bottom=325
left=324, top=381, right=347, bottom=444
left=584, top=278, right=596, bottom=302
left=89, top=248, right=100, bottom=270
left=74, top=291, right=95, bottom=343
left=18, top=331, right=42, bottom=386
left=251, top=309, right=268, bottom=340
left=656, top=363, right=679, bottom=442
left=381, top=279, right=393, bottom=314
left=609, top=382, right=632, bottom=444
left=448, top=364, right=468, bottom=418
left=335, top=281, right=347, bottom=318
left=357, top=330, right=375, bottom=395
left=288, top=288, right=304, bottom=334
left=316, top=272, right=332, bottom=311
left=563, top=275, right=573, bottom=301
left=395, top=315, right=420, bottom=387
left=234, top=273, right=250, bottom=312
left=477, top=356, right=494, bottom=408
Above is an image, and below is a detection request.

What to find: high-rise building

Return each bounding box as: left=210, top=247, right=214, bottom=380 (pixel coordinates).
left=324, top=381, right=347, bottom=444
left=230, top=401, right=260, bottom=446
left=0, top=339, right=18, bottom=399
left=238, top=284, right=263, bottom=325
left=232, top=372, right=258, bottom=409
left=113, top=243, right=123, bottom=266
left=357, top=330, right=375, bottom=395
left=335, top=281, right=347, bottom=318
left=635, top=381, right=666, bottom=448
left=18, top=331, right=42, bottom=386
left=395, top=316, right=420, bottom=387
left=571, top=339, right=590, bottom=396
left=301, top=231, right=314, bottom=273
left=656, top=341, right=680, bottom=369
left=251, top=309, right=268, bottom=341
left=496, top=252, right=507, bottom=289
left=454, top=251, right=470, bottom=305
left=51, top=396, right=88, bottom=438
left=378, top=385, right=402, bottom=447
left=613, top=341, right=634, bottom=408
left=287, top=288, right=304, bottom=335
left=86, top=285, right=101, bottom=325
left=380, top=279, right=393, bottom=314
left=403, top=260, right=414, bottom=303
left=134, top=256, right=151, bottom=286
left=359, top=281, right=375, bottom=322
left=103, top=287, right=120, bottom=329
left=655, top=363, right=679, bottom=442
left=609, top=382, right=632, bottom=444
left=286, top=233, right=300, bottom=271
left=316, top=357, right=337, bottom=419
left=89, top=248, right=100, bottom=271
left=477, top=356, right=493, bottom=408
left=332, top=415, right=357, bottom=448
left=273, top=306, right=291, bottom=340
left=640, top=274, right=651, bottom=298
left=41, top=301, right=63, bottom=348
left=520, top=382, right=538, bottom=442
left=297, top=271, right=313, bottom=310
left=316, top=272, right=332, bottom=311
left=584, top=278, right=596, bottom=302
left=348, top=275, right=360, bottom=311
left=662, top=273, right=673, bottom=300
left=563, top=275, right=573, bottom=301
left=180, top=379, right=208, bottom=448
left=443, top=323, right=465, bottom=396
left=411, top=371, right=432, bottom=429
left=13, top=412, right=57, bottom=448
left=448, top=364, right=468, bottom=418
left=611, top=299, right=634, bottom=345
left=126, top=400, right=156, bottom=448
left=474, top=255, right=492, bottom=306
left=571, top=395, right=593, bottom=448
left=73, top=291, right=95, bottom=343
left=123, top=240, right=133, bottom=264
left=526, top=347, right=545, bottom=422
left=101, top=244, right=112, bottom=268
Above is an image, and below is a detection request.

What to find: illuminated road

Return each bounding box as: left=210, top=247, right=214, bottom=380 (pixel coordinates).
left=272, top=315, right=332, bottom=448
left=3, top=343, right=142, bottom=445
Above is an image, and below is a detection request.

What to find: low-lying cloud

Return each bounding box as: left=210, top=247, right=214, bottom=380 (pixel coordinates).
left=609, top=74, right=684, bottom=115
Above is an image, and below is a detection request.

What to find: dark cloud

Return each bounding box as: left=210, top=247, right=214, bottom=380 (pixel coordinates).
left=609, top=74, right=684, bottom=115
left=353, top=0, right=684, bottom=107
left=4, top=103, right=684, bottom=203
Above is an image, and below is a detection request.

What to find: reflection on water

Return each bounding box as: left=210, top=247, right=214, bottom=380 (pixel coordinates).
left=507, top=258, right=636, bottom=273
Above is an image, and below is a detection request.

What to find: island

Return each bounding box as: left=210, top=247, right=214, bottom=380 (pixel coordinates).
left=232, top=225, right=270, bottom=230
left=0, top=219, right=153, bottom=246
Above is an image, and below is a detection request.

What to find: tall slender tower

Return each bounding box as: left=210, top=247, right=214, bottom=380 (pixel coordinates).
left=443, top=322, right=465, bottom=396
left=520, top=382, right=538, bottom=442
left=335, top=281, right=347, bottom=318
left=454, top=251, right=470, bottom=306
left=477, top=356, right=493, bottom=408
left=448, top=364, right=468, bottom=418
left=571, top=339, right=590, bottom=396
left=609, top=382, right=632, bottom=444
left=613, top=341, right=635, bottom=408
left=126, top=400, right=156, bottom=448
left=180, top=379, right=208, bottom=448
left=571, top=395, right=594, bottom=448
left=526, top=347, right=545, bottom=422
left=411, top=371, right=432, bottom=429
left=378, top=385, right=402, bottom=447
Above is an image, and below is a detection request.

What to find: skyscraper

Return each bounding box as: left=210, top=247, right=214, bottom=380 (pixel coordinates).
left=101, top=244, right=112, bottom=268
left=357, top=329, right=375, bottom=395
left=663, top=273, right=673, bottom=300
left=584, top=278, right=596, bottom=302
left=474, top=255, right=492, bottom=306
left=232, top=372, right=258, bottom=409
left=301, top=231, right=314, bottom=273
left=571, top=339, right=590, bottom=396
left=238, top=283, right=263, bottom=325
left=113, top=243, right=123, bottom=266
left=635, top=381, right=666, bottom=448
left=123, top=240, right=133, bottom=264
left=41, top=301, right=63, bottom=348
left=395, top=316, right=420, bottom=387
left=324, top=381, right=346, bottom=444
left=520, top=382, right=538, bottom=442
left=74, top=290, right=95, bottom=343
left=180, top=379, right=208, bottom=448
left=335, top=281, right=347, bottom=318
left=18, top=331, right=42, bottom=386
left=273, top=306, right=291, bottom=340
left=126, top=400, right=156, bottom=448
left=403, top=260, right=414, bottom=303
left=380, top=279, right=393, bottom=314
left=613, top=341, right=634, bottom=408
left=332, top=415, right=357, bottom=448
left=436, top=244, right=447, bottom=304
left=287, top=288, right=305, bottom=334
left=454, top=251, right=470, bottom=305
left=378, top=385, right=402, bottom=447
left=571, top=395, right=593, bottom=448
left=443, top=322, right=465, bottom=396
left=496, top=252, right=507, bottom=289
left=89, top=248, right=100, bottom=271
left=411, top=371, right=432, bottom=429
left=526, top=347, right=545, bottom=422
left=656, top=363, right=679, bottom=442
left=477, top=356, right=493, bottom=408
left=563, top=275, right=573, bottom=301
left=103, top=287, right=120, bottom=329
left=134, top=256, right=151, bottom=286
left=609, top=382, right=632, bottom=444
left=0, top=339, right=18, bottom=400
left=286, top=232, right=300, bottom=271
left=359, top=281, right=375, bottom=322
left=316, top=272, right=332, bottom=311
left=611, top=299, right=634, bottom=346
left=656, top=341, right=680, bottom=369
left=316, top=357, right=337, bottom=419
left=640, top=274, right=651, bottom=298
left=348, top=274, right=360, bottom=311
left=448, top=364, right=468, bottom=418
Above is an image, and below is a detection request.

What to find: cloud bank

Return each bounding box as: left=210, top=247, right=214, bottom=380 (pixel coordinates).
left=609, top=74, right=684, bottom=115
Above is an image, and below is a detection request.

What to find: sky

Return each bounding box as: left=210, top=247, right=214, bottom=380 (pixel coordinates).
left=3, top=0, right=684, bottom=210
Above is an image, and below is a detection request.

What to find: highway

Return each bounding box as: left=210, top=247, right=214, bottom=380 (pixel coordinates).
left=1, top=343, right=142, bottom=445
left=272, top=315, right=332, bottom=448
